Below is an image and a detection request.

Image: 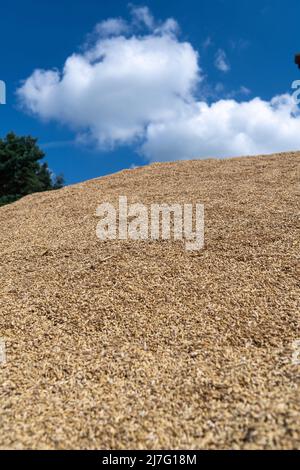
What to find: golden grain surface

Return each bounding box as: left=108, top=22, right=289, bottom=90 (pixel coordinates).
left=0, top=153, right=299, bottom=449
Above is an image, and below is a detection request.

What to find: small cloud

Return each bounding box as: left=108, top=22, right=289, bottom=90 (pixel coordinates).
left=206, top=83, right=251, bottom=101
left=129, top=4, right=179, bottom=36
left=94, top=18, right=129, bottom=37
left=224, top=86, right=251, bottom=99
left=202, top=36, right=212, bottom=50
left=130, top=5, right=155, bottom=30
left=40, top=140, right=76, bottom=150
left=215, top=82, right=224, bottom=93
left=229, top=38, right=250, bottom=52
left=214, top=49, right=230, bottom=72
left=155, top=18, right=179, bottom=36
left=240, top=86, right=251, bottom=96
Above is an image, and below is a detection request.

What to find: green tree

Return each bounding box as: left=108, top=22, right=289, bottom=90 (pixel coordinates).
left=0, top=132, right=64, bottom=206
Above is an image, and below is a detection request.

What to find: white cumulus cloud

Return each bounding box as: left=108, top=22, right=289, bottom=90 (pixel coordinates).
left=17, top=7, right=300, bottom=162
left=142, top=95, right=300, bottom=161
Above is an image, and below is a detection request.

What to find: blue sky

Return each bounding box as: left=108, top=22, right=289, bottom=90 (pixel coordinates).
left=0, top=0, right=299, bottom=184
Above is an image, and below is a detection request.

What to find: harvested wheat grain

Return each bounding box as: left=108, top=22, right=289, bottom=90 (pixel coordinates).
left=0, top=152, right=299, bottom=449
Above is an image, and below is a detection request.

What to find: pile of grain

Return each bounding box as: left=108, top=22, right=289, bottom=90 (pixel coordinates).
left=0, top=152, right=299, bottom=449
